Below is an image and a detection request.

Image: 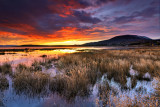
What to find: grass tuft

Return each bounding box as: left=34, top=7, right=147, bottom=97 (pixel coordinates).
left=0, top=75, right=9, bottom=91
left=13, top=71, right=50, bottom=97
left=0, top=63, right=12, bottom=75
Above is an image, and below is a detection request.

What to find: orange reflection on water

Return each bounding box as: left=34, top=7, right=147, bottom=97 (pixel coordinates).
left=0, top=49, right=77, bottom=66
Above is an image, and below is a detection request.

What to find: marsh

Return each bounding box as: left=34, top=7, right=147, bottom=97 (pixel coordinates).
left=0, top=46, right=159, bottom=107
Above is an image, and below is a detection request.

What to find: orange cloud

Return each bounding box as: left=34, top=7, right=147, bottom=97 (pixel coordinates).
left=0, top=24, right=123, bottom=45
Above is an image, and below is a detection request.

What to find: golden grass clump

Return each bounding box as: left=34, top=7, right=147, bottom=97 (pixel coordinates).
left=31, top=61, right=42, bottom=72
left=49, top=68, right=91, bottom=100
left=13, top=71, right=50, bottom=97
left=133, top=59, right=160, bottom=77
left=100, top=59, right=131, bottom=87
left=16, top=63, right=29, bottom=72
left=57, top=52, right=99, bottom=83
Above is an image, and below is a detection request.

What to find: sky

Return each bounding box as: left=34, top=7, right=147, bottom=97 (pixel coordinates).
left=0, top=0, right=160, bottom=45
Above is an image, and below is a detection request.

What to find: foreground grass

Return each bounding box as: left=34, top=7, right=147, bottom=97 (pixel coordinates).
left=1, top=48, right=160, bottom=106
left=49, top=68, right=95, bottom=100
left=13, top=71, right=50, bottom=97
left=54, top=48, right=160, bottom=105
left=0, top=75, right=9, bottom=91
left=56, top=48, right=160, bottom=86
left=0, top=63, right=12, bottom=75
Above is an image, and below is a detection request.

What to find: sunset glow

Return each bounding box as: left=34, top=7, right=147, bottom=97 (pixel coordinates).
left=0, top=0, right=159, bottom=45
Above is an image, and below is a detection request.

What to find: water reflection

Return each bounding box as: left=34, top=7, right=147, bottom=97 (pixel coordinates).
left=0, top=49, right=76, bottom=66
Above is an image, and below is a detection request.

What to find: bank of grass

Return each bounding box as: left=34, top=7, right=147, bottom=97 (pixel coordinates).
left=10, top=48, right=160, bottom=104
left=133, top=59, right=160, bottom=76
left=53, top=48, right=160, bottom=104
left=56, top=48, right=160, bottom=88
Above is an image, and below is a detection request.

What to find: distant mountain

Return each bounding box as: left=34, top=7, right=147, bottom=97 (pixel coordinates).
left=84, top=35, right=154, bottom=46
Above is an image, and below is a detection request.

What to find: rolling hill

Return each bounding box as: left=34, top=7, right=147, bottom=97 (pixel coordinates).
left=83, top=35, right=157, bottom=46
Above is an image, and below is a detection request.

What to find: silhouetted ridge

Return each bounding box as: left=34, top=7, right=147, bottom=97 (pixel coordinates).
left=84, top=35, right=153, bottom=46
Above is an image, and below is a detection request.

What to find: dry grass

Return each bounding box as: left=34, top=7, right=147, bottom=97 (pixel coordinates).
left=100, top=59, right=130, bottom=87
left=97, top=81, right=110, bottom=106
left=13, top=70, right=50, bottom=97
left=31, top=60, right=42, bottom=72
left=54, top=48, right=160, bottom=104
left=133, top=59, right=160, bottom=77
left=155, top=78, right=160, bottom=106
left=131, top=76, right=137, bottom=89
left=96, top=81, right=159, bottom=107
left=0, top=75, right=9, bottom=91
left=0, top=63, right=12, bottom=75
left=55, top=48, right=160, bottom=88
left=39, top=58, right=56, bottom=69
left=49, top=67, right=93, bottom=100
left=15, top=58, right=56, bottom=74
left=30, top=57, right=57, bottom=71
left=16, top=63, right=29, bottom=72
left=110, top=95, right=159, bottom=107
left=1, top=48, right=160, bottom=105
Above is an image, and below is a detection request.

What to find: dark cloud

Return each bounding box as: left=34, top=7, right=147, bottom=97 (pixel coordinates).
left=0, top=0, right=52, bottom=36
left=112, top=6, right=159, bottom=24
left=74, top=10, right=101, bottom=24
left=0, top=0, right=51, bottom=24
left=113, top=16, right=135, bottom=24
left=0, top=0, right=102, bottom=36
left=150, top=0, right=160, bottom=6
left=35, top=14, right=78, bottom=35
left=132, top=7, right=159, bottom=18
left=0, top=27, right=28, bottom=35
left=77, top=0, right=92, bottom=7
left=96, top=0, right=116, bottom=5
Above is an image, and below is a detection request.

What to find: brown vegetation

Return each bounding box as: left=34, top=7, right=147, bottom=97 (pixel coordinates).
left=1, top=48, right=160, bottom=105
left=13, top=70, right=50, bottom=97
left=54, top=48, right=160, bottom=105
left=0, top=63, right=12, bottom=75
left=0, top=75, right=9, bottom=91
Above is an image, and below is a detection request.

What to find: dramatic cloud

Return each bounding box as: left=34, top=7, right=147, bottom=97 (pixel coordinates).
left=0, top=0, right=159, bottom=45
left=74, top=10, right=101, bottom=24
